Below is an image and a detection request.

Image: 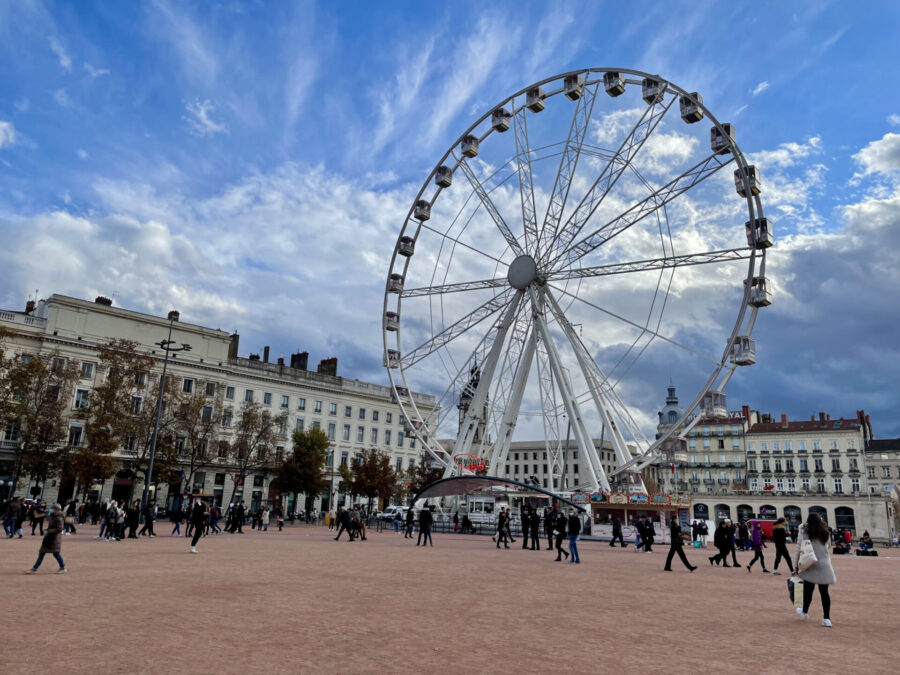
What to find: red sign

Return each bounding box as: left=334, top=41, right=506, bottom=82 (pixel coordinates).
left=453, top=453, right=486, bottom=472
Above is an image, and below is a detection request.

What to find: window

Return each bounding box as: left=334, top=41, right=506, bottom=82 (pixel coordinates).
left=784, top=441, right=792, bottom=451
left=357, top=426, right=365, bottom=443
left=329, top=403, right=337, bottom=416
left=814, top=459, right=824, bottom=472
left=747, top=442, right=755, bottom=451
left=359, top=408, right=366, bottom=420
left=703, top=439, right=710, bottom=449
left=801, top=477, right=810, bottom=490
left=312, top=420, right=320, bottom=430
left=327, top=423, right=336, bottom=441
left=689, top=439, right=696, bottom=449
left=847, top=439, right=856, bottom=450
left=749, top=478, right=758, bottom=490
left=883, top=466, right=892, bottom=478
left=225, top=386, right=235, bottom=400
left=849, top=458, right=858, bottom=471
left=81, top=362, right=94, bottom=378
left=326, top=451, right=333, bottom=468
left=812, top=440, right=821, bottom=450
left=762, top=459, right=770, bottom=472
left=223, top=410, right=233, bottom=428
left=206, top=382, right=216, bottom=397
left=281, top=395, right=290, bottom=408
left=384, top=430, right=391, bottom=445
left=385, top=412, right=392, bottom=424
left=732, top=439, right=740, bottom=449
left=833, top=478, right=843, bottom=494
left=408, top=458, right=415, bottom=469
left=763, top=478, right=773, bottom=489
left=868, top=466, right=876, bottom=478
left=776, top=478, right=784, bottom=491
left=747, top=458, right=756, bottom=471
left=830, top=440, right=839, bottom=450
left=851, top=478, right=860, bottom=493
left=202, top=406, right=213, bottom=423
left=785, top=459, right=794, bottom=472
left=68, top=426, right=83, bottom=447
left=371, top=428, right=378, bottom=444
left=703, top=427, right=709, bottom=436
left=816, top=477, right=825, bottom=492
left=182, top=379, right=194, bottom=394
left=51, top=356, right=67, bottom=373
left=217, top=441, right=228, bottom=458
left=731, top=426, right=740, bottom=435
left=372, top=411, right=379, bottom=422
left=831, top=459, right=840, bottom=472
left=800, top=459, right=808, bottom=472
left=760, top=442, right=768, bottom=451
left=74, top=388, right=90, bottom=409
left=773, top=442, right=780, bottom=451
left=398, top=434, right=403, bottom=447
left=314, top=400, right=322, bottom=413
left=798, top=441, right=806, bottom=451
left=134, top=372, right=148, bottom=386
left=176, top=437, right=186, bottom=455
left=245, top=389, right=254, bottom=402
left=253, top=475, right=264, bottom=488
left=395, top=457, right=403, bottom=471
left=123, top=435, right=136, bottom=453
left=787, top=478, right=796, bottom=491
left=343, top=424, right=351, bottom=441
left=295, top=418, right=304, bottom=431
left=345, top=406, right=352, bottom=417
left=298, top=398, right=306, bottom=411
left=410, top=438, right=416, bottom=449
left=774, top=460, right=782, bottom=472
left=263, top=392, right=272, bottom=405
left=215, top=473, right=225, bottom=486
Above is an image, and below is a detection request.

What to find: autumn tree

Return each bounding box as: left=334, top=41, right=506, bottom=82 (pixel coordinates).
left=0, top=327, right=15, bottom=433
left=406, top=453, right=443, bottom=494
left=10, top=352, right=80, bottom=497
left=339, top=447, right=397, bottom=512
left=270, top=428, right=329, bottom=516
left=174, top=382, right=225, bottom=494
left=225, top=401, right=288, bottom=505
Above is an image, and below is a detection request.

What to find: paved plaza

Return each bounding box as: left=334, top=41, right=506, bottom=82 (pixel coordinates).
left=2, top=525, right=897, bottom=674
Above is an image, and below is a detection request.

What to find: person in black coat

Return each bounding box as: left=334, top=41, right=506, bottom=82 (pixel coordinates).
left=610, top=515, right=625, bottom=547
left=334, top=507, right=352, bottom=541
left=496, top=509, right=510, bottom=549
left=529, top=508, right=540, bottom=550
left=553, top=511, right=568, bottom=561
left=567, top=509, right=582, bottom=564
left=725, top=520, right=740, bottom=566
left=544, top=508, right=556, bottom=551
left=404, top=508, right=415, bottom=539
left=641, top=517, right=655, bottom=552
left=416, top=506, right=433, bottom=547
left=664, top=517, right=697, bottom=572
left=520, top=507, right=532, bottom=549
left=189, top=499, right=208, bottom=553
left=708, top=521, right=732, bottom=567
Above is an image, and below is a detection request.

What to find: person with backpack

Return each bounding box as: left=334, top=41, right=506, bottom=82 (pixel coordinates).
left=794, top=513, right=836, bottom=627
left=25, top=503, right=66, bottom=574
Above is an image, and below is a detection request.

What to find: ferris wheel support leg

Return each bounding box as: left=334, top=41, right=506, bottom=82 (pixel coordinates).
left=544, top=291, right=647, bottom=493
left=529, top=288, right=609, bottom=493
left=445, top=292, right=523, bottom=478
left=489, top=326, right=536, bottom=473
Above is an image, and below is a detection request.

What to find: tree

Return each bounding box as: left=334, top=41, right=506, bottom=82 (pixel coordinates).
left=406, top=454, right=443, bottom=494
left=174, top=382, right=225, bottom=497
left=0, top=327, right=16, bottom=434
left=61, top=446, right=118, bottom=498
left=270, top=428, right=329, bottom=515
left=10, top=352, right=80, bottom=497
left=225, top=401, right=288, bottom=505
left=339, top=447, right=397, bottom=512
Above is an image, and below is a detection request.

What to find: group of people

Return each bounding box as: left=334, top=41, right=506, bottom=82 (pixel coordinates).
left=332, top=505, right=370, bottom=542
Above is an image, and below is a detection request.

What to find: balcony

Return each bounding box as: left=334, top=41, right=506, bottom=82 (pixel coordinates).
left=689, top=478, right=701, bottom=485
left=0, top=310, right=47, bottom=329
left=1, top=439, right=19, bottom=450
left=703, top=478, right=715, bottom=485
left=718, top=478, right=730, bottom=485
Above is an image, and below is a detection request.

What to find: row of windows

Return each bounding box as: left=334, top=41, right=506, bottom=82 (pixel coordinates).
left=748, top=457, right=860, bottom=473
left=869, top=466, right=900, bottom=478
left=748, top=476, right=861, bottom=494
left=511, top=451, right=580, bottom=461
left=688, top=426, right=742, bottom=437
left=688, top=439, right=742, bottom=449
left=747, top=439, right=857, bottom=452
left=220, top=386, right=397, bottom=423
left=504, top=464, right=581, bottom=475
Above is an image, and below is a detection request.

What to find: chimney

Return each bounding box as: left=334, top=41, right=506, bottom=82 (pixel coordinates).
left=826, top=413, right=830, bottom=421
left=228, top=333, right=240, bottom=360
left=25, top=300, right=36, bottom=314
left=781, top=413, right=788, bottom=428
left=277, top=357, right=285, bottom=366
left=742, top=405, right=750, bottom=421
left=94, top=295, right=113, bottom=306
left=249, top=353, right=260, bottom=362
left=317, top=357, right=338, bottom=377
left=263, top=346, right=270, bottom=363
left=290, top=352, right=309, bottom=371
left=819, top=412, right=826, bottom=423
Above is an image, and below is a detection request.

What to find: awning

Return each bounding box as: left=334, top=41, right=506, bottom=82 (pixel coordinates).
left=411, top=476, right=586, bottom=513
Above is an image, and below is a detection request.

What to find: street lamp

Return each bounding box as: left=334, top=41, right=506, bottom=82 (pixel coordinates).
left=142, top=310, right=191, bottom=512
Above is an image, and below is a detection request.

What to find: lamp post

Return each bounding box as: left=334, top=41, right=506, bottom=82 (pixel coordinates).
left=142, top=310, right=191, bottom=512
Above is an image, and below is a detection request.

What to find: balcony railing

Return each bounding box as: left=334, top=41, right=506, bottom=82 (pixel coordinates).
left=0, top=311, right=47, bottom=329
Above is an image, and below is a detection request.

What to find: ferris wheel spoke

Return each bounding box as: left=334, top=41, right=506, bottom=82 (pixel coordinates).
left=545, top=94, right=677, bottom=266
left=535, top=83, right=598, bottom=262
left=544, top=247, right=751, bottom=283
left=534, top=338, right=566, bottom=486
left=548, top=282, right=721, bottom=366
left=401, top=276, right=508, bottom=298
left=488, top=323, right=536, bottom=473
left=548, top=151, right=735, bottom=271
left=400, top=289, right=516, bottom=369
left=419, top=222, right=510, bottom=268
left=512, top=107, right=539, bottom=256
left=457, top=158, right=525, bottom=258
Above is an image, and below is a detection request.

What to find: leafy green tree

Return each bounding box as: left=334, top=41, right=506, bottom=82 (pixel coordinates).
left=339, top=447, right=397, bottom=512
left=225, top=401, right=288, bottom=505
left=175, top=382, right=225, bottom=493
left=271, top=428, right=329, bottom=515
left=406, top=453, right=443, bottom=495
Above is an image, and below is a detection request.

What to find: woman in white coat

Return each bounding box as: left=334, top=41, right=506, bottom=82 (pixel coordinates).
left=794, top=513, right=836, bottom=627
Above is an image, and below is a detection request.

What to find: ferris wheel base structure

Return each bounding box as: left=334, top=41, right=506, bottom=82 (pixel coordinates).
left=384, top=68, right=770, bottom=498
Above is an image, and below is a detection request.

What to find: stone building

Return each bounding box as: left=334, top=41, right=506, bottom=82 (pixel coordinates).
left=0, top=294, right=437, bottom=512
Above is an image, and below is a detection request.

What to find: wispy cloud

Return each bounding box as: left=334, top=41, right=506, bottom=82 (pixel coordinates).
left=0, top=120, right=17, bottom=149
left=77, top=149, right=89, bottom=160
left=48, top=36, right=71, bottom=70
left=734, top=104, right=748, bottom=117
left=284, top=54, right=318, bottom=131
left=14, top=97, right=30, bottom=112
left=370, top=39, right=435, bottom=153
left=149, top=0, right=219, bottom=82
left=183, top=99, right=228, bottom=137
left=888, top=114, right=900, bottom=127
left=752, top=80, right=770, bottom=96
left=84, top=63, right=110, bottom=78
left=53, top=88, right=71, bottom=107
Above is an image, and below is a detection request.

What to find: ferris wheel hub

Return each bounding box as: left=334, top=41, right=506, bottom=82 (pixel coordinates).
left=507, top=254, right=538, bottom=290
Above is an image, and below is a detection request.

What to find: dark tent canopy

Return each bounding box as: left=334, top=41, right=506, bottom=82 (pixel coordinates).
left=411, top=475, right=586, bottom=513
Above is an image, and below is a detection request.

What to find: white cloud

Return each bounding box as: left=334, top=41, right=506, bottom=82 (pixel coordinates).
left=77, top=149, right=89, bottom=160
left=734, top=104, right=748, bottom=117
left=889, top=114, right=900, bottom=127
left=48, top=36, right=71, bottom=70
left=284, top=54, right=318, bottom=131
left=0, top=120, right=16, bottom=149
left=853, top=132, right=900, bottom=177
left=84, top=63, right=110, bottom=78
left=53, top=88, right=71, bottom=107
left=752, top=81, right=770, bottom=96
left=183, top=99, right=228, bottom=137
left=149, top=0, right=219, bottom=82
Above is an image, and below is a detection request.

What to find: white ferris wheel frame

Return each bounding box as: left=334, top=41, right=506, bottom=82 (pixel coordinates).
left=382, top=67, right=768, bottom=494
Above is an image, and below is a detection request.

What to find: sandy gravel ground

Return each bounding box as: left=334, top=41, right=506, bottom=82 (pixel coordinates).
left=1, top=524, right=897, bottom=674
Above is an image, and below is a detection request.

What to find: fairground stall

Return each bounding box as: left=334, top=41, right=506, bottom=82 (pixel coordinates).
left=579, top=492, right=692, bottom=544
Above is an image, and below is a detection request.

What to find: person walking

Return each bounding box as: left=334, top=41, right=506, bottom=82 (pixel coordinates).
left=189, top=499, right=208, bottom=553
left=25, top=503, right=66, bottom=574
left=553, top=511, right=569, bottom=561
left=771, top=517, right=795, bottom=576
left=709, top=521, right=732, bottom=567
left=171, top=504, right=184, bottom=536
left=496, top=508, right=510, bottom=549
left=567, top=509, right=581, bottom=564
left=641, top=517, right=655, bottom=553
left=404, top=508, right=415, bottom=539
left=64, top=500, right=78, bottom=535
left=746, top=521, right=770, bottom=573
left=664, top=516, right=697, bottom=572
left=417, top=505, right=433, bottom=547
left=138, top=500, right=157, bottom=537
left=520, top=506, right=531, bottom=550
left=544, top=507, right=556, bottom=551
left=698, top=521, right=709, bottom=548
left=610, top=515, right=625, bottom=548
left=738, top=521, right=750, bottom=550
left=29, top=501, right=46, bottom=536
left=725, top=519, right=740, bottom=567
left=529, top=506, right=540, bottom=550
left=126, top=500, right=140, bottom=539
left=4, top=497, right=23, bottom=538
left=261, top=507, right=270, bottom=532
left=334, top=507, right=352, bottom=541
left=794, top=513, right=836, bottom=627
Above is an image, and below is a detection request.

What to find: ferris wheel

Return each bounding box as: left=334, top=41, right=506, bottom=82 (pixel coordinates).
left=383, top=68, right=771, bottom=494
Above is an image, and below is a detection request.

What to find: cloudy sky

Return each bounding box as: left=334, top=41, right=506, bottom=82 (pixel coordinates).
left=1, top=1, right=899, bottom=439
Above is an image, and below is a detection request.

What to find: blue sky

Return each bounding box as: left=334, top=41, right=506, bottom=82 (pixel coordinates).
left=1, top=1, right=899, bottom=437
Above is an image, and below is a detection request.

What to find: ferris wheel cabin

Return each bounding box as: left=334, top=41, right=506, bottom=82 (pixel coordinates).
left=461, top=134, right=480, bottom=158
left=385, top=311, right=399, bottom=331
left=734, top=165, right=761, bottom=198
left=603, top=71, right=626, bottom=97
left=679, top=92, right=704, bottom=123
left=745, top=276, right=772, bottom=307
left=398, top=236, right=416, bottom=257
left=413, top=200, right=431, bottom=221
left=435, top=165, right=453, bottom=188
left=564, top=73, right=585, bottom=100
left=702, top=390, right=728, bottom=418
left=388, top=273, right=404, bottom=293
left=385, top=349, right=401, bottom=368
left=745, top=218, right=774, bottom=249
left=710, top=123, right=735, bottom=155
left=729, top=336, right=757, bottom=366
left=526, top=86, right=546, bottom=112
left=491, top=107, right=511, bottom=132
left=641, top=77, right=666, bottom=104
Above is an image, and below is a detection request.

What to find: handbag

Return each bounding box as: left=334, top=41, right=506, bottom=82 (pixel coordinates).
left=788, top=577, right=804, bottom=609
left=693, top=541, right=701, bottom=548
left=797, top=538, right=818, bottom=572
left=64, top=516, right=74, bottom=524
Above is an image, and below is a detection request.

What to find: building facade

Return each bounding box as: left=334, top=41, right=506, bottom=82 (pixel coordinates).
left=0, top=294, right=437, bottom=512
